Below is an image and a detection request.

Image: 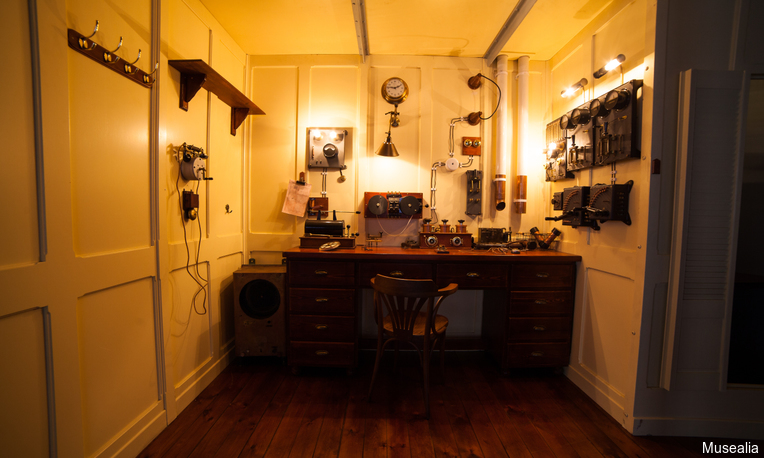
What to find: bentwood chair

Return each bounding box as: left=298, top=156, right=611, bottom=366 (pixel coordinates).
left=368, top=274, right=458, bottom=418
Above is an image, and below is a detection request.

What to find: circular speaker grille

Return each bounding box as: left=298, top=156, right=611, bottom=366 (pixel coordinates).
left=239, top=279, right=280, bottom=319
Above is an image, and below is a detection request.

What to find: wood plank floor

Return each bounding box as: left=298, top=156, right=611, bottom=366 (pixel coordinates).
left=138, top=352, right=761, bottom=457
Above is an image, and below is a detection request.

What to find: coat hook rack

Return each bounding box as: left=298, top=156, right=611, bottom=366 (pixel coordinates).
left=67, top=21, right=153, bottom=88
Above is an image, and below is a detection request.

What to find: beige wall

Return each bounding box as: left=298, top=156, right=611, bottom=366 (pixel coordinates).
left=0, top=0, right=248, bottom=455
left=537, top=0, right=652, bottom=431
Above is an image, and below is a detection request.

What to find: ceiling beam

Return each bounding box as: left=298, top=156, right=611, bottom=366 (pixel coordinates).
left=351, top=0, right=370, bottom=62
left=484, top=0, right=537, bottom=64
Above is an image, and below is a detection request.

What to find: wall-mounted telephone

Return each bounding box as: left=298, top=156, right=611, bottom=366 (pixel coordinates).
left=180, top=143, right=213, bottom=181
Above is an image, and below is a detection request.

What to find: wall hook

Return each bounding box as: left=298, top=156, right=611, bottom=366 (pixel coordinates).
left=225, top=204, right=233, bottom=214
left=124, top=49, right=141, bottom=73
left=103, top=36, right=122, bottom=62
left=85, top=20, right=99, bottom=39
left=78, top=20, right=99, bottom=50
left=143, top=62, right=159, bottom=84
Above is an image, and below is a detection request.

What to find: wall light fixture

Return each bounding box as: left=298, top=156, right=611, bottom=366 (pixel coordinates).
left=561, top=78, right=588, bottom=98
left=376, top=106, right=400, bottom=157
left=594, top=54, right=625, bottom=79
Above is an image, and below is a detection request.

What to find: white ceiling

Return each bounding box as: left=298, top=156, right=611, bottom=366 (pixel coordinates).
left=199, top=0, right=614, bottom=61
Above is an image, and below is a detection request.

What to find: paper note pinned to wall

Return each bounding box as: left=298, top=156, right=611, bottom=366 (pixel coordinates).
left=282, top=180, right=312, bottom=216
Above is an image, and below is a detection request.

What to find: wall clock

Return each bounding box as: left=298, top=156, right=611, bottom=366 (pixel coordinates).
left=381, top=77, right=409, bottom=105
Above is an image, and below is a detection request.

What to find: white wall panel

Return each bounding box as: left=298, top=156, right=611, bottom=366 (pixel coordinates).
left=579, top=268, right=634, bottom=401
left=68, top=55, right=151, bottom=256
left=216, top=252, right=244, bottom=348
left=0, top=0, right=39, bottom=268
left=169, top=263, right=212, bottom=388
left=209, top=40, right=245, bottom=238
left=368, top=66, right=422, bottom=193
left=77, top=279, right=158, bottom=457
left=0, top=309, right=49, bottom=458
left=249, top=66, right=299, bottom=236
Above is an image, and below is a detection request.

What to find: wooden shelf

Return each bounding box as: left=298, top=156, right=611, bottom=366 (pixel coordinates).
left=168, top=59, right=265, bottom=136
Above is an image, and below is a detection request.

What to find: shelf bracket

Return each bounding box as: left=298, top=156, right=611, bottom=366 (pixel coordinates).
left=231, top=107, right=249, bottom=136
left=179, top=73, right=207, bottom=111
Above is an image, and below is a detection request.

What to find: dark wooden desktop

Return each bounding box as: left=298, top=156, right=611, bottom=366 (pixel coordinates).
left=282, top=246, right=581, bottom=374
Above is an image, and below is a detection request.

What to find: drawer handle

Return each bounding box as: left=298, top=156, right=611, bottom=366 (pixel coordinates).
left=533, top=326, right=546, bottom=332
left=315, top=324, right=328, bottom=330
left=315, top=350, right=329, bottom=356
left=535, top=299, right=548, bottom=305
left=315, top=298, right=329, bottom=303
left=314, top=270, right=328, bottom=276
left=390, top=270, right=404, bottom=277
left=466, top=272, right=480, bottom=278
left=536, top=272, right=549, bottom=278
left=531, top=351, right=545, bottom=357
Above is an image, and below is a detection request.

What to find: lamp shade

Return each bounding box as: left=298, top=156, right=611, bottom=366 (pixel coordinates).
left=375, top=140, right=399, bottom=157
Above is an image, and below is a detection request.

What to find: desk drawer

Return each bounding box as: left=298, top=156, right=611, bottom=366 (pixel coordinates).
left=511, top=264, right=574, bottom=289
left=289, top=315, right=355, bottom=342
left=290, top=288, right=355, bottom=314
left=289, top=261, right=355, bottom=287
left=506, top=342, right=571, bottom=367
left=507, top=317, right=572, bottom=342
left=360, top=262, right=432, bottom=286
left=437, top=263, right=508, bottom=288
left=510, top=291, right=573, bottom=316
left=289, top=341, right=355, bottom=367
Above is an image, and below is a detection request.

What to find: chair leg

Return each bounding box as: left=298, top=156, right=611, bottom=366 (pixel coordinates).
left=422, top=341, right=431, bottom=419
left=439, top=332, right=447, bottom=380
left=394, top=340, right=400, bottom=372
left=368, top=337, right=387, bottom=401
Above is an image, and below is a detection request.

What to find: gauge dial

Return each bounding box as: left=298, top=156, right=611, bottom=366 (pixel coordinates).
left=571, top=108, right=591, bottom=126
left=604, top=89, right=631, bottom=111
left=559, top=114, right=573, bottom=130
left=381, top=77, right=409, bottom=104
left=589, top=98, right=609, bottom=118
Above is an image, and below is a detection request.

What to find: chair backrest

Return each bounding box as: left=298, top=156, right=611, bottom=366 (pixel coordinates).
left=370, top=275, right=456, bottom=339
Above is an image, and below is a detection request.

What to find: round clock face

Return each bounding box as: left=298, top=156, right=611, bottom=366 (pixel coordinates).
left=382, top=77, right=408, bottom=104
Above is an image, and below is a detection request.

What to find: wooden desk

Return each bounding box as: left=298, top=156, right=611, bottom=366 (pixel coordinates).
left=282, top=246, right=581, bottom=373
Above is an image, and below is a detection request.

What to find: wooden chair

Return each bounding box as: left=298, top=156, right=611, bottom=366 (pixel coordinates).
left=368, top=274, right=458, bottom=418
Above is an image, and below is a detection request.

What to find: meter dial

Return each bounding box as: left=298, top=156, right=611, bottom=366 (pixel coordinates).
left=425, top=236, right=438, bottom=247
left=604, top=89, right=630, bottom=111
left=451, top=236, right=463, bottom=247
left=571, top=108, right=591, bottom=126
left=589, top=98, right=609, bottom=118
left=559, top=114, right=574, bottom=130
left=381, top=77, right=409, bottom=105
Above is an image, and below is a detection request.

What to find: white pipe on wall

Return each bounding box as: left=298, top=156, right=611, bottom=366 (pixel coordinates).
left=515, top=55, right=530, bottom=213
left=494, top=54, right=509, bottom=211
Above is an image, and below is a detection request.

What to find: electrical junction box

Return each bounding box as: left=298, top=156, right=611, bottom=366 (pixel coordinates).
left=307, top=127, right=351, bottom=169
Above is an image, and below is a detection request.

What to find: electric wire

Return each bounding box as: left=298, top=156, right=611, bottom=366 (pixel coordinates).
left=479, top=74, right=501, bottom=120
left=375, top=214, right=416, bottom=236
left=175, top=145, right=208, bottom=317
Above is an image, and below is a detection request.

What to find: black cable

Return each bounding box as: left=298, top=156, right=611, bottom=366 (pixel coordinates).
left=175, top=146, right=207, bottom=316
left=479, top=74, right=501, bottom=120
